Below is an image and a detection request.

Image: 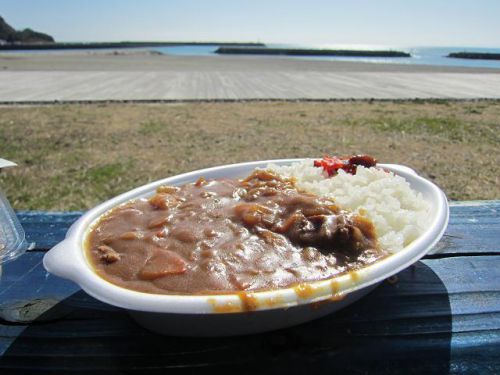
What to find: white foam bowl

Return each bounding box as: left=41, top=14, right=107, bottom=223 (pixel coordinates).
left=43, top=160, right=449, bottom=336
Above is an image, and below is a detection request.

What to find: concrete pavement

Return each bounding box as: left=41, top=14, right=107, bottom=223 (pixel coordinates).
left=1, top=53, right=499, bottom=101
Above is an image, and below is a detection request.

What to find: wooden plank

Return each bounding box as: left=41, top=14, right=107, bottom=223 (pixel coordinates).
left=0, top=253, right=499, bottom=373
left=3, top=202, right=497, bottom=371
left=430, top=200, right=500, bottom=255
left=16, top=200, right=500, bottom=254
left=17, top=211, right=83, bottom=250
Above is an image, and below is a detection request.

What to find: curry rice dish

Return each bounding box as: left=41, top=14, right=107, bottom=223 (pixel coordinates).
left=86, top=156, right=430, bottom=295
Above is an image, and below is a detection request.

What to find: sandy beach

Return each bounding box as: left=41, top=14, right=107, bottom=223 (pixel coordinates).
left=1, top=51, right=499, bottom=101
left=2, top=50, right=500, bottom=72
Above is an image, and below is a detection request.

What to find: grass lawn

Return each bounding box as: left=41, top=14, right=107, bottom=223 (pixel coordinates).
left=0, top=100, right=499, bottom=210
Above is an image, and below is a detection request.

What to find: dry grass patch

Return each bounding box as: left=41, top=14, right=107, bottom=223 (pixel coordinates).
left=0, top=100, right=498, bottom=210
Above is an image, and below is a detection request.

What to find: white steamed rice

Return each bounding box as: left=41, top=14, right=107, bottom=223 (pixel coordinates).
left=267, top=160, right=430, bottom=253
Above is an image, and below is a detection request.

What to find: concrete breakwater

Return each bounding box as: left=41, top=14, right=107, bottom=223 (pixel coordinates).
left=215, top=47, right=410, bottom=57
left=448, top=52, right=500, bottom=61
left=0, top=42, right=265, bottom=51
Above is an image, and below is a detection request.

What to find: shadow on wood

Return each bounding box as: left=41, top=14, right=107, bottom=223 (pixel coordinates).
left=0, top=262, right=451, bottom=374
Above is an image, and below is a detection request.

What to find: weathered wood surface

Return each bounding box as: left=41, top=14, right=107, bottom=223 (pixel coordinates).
left=17, top=211, right=83, bottom=250
left=0, top=201, right=499, bottom=374
left=1, top=254, right=498, bottom=374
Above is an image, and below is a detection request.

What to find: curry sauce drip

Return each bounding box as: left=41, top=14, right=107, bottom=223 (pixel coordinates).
left=86, top=170, right=386, bottom=294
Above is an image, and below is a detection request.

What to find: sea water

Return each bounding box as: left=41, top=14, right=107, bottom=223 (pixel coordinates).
left=151, top=44, right=500, bottom=69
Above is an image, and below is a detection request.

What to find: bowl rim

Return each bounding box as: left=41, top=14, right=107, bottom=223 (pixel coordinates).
left=43, top=159, right=449, bottom=314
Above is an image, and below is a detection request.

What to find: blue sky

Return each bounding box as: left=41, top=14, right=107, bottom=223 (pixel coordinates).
left=1, top=0, right=499, bottom=47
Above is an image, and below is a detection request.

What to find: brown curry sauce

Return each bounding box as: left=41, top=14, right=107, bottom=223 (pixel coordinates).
left=86, top=170, right=386, bottom=295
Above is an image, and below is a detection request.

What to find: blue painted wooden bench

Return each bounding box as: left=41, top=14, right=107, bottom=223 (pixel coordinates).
left=0, top=201, right=499, bottom=374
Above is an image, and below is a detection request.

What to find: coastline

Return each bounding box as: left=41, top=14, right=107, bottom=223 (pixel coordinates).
left=1, top=51, right=499, bottom=73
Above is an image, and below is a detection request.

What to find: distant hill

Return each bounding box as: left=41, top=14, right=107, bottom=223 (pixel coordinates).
left=0, top=15, right=54, bottom=43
